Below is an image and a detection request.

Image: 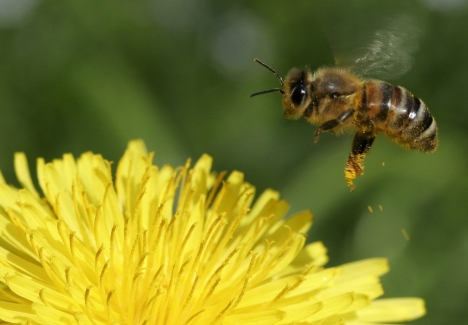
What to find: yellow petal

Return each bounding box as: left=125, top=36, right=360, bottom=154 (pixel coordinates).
left=14, top=152, right=40, bottom=199
left=0, top=301, right=39, bottom=323
left=224, top=310, right=285, bottom=325
left=356, top=298, right=426, bottom=322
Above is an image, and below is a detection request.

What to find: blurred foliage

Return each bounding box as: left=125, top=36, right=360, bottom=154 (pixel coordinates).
left=0, top=0, right=467, bottom=324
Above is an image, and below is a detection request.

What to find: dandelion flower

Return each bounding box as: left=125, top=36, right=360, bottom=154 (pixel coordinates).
left=0, top=140, right=425, bottom=324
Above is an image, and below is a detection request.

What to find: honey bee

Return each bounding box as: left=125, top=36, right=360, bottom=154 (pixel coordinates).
left=250, top=58, right=438, bottom=190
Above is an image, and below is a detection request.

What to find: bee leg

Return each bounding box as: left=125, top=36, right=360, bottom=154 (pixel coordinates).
left=345, top=130, right=376, bottom=191
left=314, top=109, right=354, bottom=143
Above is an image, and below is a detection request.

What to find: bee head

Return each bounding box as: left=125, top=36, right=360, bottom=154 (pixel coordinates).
left=250, top=59, right=312, bottom=120
left=282, top=68, right=311, bottom=119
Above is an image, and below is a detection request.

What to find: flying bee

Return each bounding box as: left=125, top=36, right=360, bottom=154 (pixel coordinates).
left=250, top=58, right=438, bottom=190
left=251, top=13, right=438, bottom=190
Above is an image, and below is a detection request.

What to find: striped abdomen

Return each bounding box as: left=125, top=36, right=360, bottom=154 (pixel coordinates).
left=364, top=81, right=438, bottom=152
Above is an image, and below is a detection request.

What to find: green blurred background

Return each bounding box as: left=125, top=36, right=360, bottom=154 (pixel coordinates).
left=0, top=0, right=467, bottom=323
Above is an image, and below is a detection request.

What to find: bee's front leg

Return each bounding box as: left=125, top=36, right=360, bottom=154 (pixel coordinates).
left=345, top=130, right=376, bottom=191
left=314, top=109, right=354, bottom=143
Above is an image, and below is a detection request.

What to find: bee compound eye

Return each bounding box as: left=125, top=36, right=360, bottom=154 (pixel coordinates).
left=330, top=92, right=340, bottom=99
left=291, top=85, right=307, bottom=106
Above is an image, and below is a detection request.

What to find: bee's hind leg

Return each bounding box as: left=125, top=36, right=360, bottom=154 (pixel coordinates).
left=345, top=130, right=376, bottom=191
left=314, top=109, right=354, bottom=143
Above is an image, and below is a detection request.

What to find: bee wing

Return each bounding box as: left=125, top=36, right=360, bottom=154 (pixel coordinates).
left=330, top=14, right=423, bottom=80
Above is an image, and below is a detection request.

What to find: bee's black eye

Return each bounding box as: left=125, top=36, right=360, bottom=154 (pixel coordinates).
left=291, top=85, right=307, bottom=106
left=330, top=92, right=340, bottom=99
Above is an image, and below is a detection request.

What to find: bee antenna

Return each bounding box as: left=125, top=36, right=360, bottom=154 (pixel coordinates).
left=253, top=58, right=284, bottom=86
left=250, top=88, right=284, bottom=97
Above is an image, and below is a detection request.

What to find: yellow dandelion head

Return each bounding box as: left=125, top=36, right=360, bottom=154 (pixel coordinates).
left=0, top=140, right=425, bottom=324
